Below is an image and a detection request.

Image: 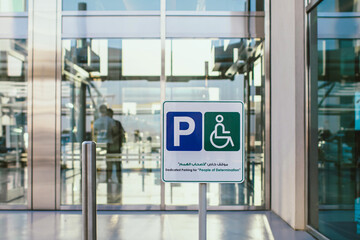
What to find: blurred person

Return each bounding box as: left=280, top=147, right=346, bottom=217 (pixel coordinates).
left=106, top=108, right=125, bottom=183
left=93, top=104, right=116, bottom=146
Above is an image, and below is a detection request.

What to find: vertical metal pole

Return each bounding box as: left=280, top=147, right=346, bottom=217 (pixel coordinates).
left=199, top=183, right=207, bottom=240
left=82, top=141, right=97, bottom=240
left=0, top=99, right=3, bottom=137
left=264, top=0, right=271, bottom=211
left=160, top=0, right=166, bottom=210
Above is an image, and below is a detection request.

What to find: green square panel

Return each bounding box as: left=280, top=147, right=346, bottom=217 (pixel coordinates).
left=204, top=112, right=240, bottom=151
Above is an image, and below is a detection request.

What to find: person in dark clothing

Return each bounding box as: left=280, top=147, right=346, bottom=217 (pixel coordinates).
left=94, top=104, right=116, bottom=145
left=106, top=108, right=125, bottom=183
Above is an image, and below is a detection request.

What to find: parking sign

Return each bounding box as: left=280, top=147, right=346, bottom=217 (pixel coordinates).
left=162, top=101, right=244, bottom=183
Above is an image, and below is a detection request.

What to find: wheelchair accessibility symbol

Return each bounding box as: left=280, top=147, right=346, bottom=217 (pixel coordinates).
left=210, top=115, right=234, bottom=149
left=204, top=112, right=240, bottom=151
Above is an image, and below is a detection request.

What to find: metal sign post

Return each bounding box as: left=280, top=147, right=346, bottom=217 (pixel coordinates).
left=199, top=183, right=207, bottom=240
left=82, top=141, right=97, bottom=240
left=162, top=101, right=245, bottom=240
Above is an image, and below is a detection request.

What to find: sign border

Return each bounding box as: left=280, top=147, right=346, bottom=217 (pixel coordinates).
left=161, top=100, right=245, bottom=183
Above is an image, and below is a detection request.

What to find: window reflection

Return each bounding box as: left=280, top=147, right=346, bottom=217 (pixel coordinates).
left=61, top=39, right=161, bottom=205
left=0, top=39, right=28, bottom=205
left=318, top=0, right=360, bottom=12
left=165, top=39, right=265, bottom=207
left=166, top=0, right=264, bottom=11
left=62, top=0, right=160, bottom=11
left=308, top=0, right=360, bottom=238
left=61, top=38, right=265, bottom=208
left=315, top=38, right=360, bottom=239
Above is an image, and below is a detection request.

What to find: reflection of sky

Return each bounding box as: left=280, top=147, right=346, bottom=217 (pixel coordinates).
left=63, top=39, right=239, bottom=78
left=317, top=0, right=337, bottom=12
left=123, top=39, right=219, bottom=77
left=166, top=39, right=218, bottom=76
left=317, top=0, right=360, bottom=12
left=122, top=40, right=161, bottom=76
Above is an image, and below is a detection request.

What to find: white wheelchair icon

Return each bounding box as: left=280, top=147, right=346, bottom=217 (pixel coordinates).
left=210, top=115, right=234, bottom=149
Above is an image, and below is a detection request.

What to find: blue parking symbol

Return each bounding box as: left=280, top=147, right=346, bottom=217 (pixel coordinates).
left=166, top=112, right=202, bottom=151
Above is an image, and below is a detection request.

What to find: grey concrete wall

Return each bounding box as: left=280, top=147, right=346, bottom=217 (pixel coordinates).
left=270, top=0, right=306, bottom=229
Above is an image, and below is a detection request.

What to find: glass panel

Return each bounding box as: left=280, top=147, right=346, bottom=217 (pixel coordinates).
left=61, top=39, right=161, bottom=206
left=0, top=0, right=26, bottom=12
left=166, top=0, right=264, bottom=11
left=164, top=39, right=265, bottom=207
left=62, top=0, right=160, bottom=11
left=0, top=39, right=28, bottom=206
left=308, top=0, right=360, bottom=238
left=317, top=0, right=360, bottom=12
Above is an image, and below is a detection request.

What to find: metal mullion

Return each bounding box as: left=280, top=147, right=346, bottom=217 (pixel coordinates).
left=160, top=0, right=166, bottom=210
left=306, top=225, right=330, bottom=240
left=307, top=8, right=319, bottom=229
left=305, top=7, right=309, bottom=230
left=27, top=0, right=34, bottom=210
left=264, top=0, right=271, bottom=210
left=55, top=0, right=62, bottom=210
left=31, top=0, right=58, bottom=210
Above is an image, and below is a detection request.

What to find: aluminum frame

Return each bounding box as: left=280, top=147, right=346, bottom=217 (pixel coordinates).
left=304, top=0, right=310, bottom=230
left=306, top=225, right=330, bottom=240
left=55, top=0, right=62, bottom=211
left=27, top=0, right=34, bottom=211
left=306, top=0, right=320, bottom=230
left=264, top=0, right=271, bottom=211
left=29, top=0, right=58, bottom=210
left=160, top=0, right=166, bottom=210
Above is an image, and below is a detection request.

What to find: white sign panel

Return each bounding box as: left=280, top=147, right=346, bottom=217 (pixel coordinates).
left=162, top=101, right=244, bottom=183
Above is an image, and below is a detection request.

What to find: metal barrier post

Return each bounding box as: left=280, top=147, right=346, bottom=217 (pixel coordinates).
left=82, top=141, right=97, bottom=240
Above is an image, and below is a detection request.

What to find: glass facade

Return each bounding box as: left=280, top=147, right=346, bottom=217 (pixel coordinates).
left=62, top=0, right=264, bottom=12
left=61, top=38, right=266, bottom=207
left=164, top=39, right=265, bottom=206
left=166, top=0, right=264, bottom=11
left=0, top=39, right=28, bottom=206
left=63, top=0, right=160, bottom=11
left=0, top=0, right=268, bottom=211
left=317, top=0, right=360, bottom=12
left=308, top=0, right=360, bottom=239
left=61, top=39, right=161, bottom=205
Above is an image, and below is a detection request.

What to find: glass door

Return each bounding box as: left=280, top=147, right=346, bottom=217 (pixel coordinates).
left=60, top=0, right=268, bottom=210
left=60, top=37, right=266, bottom=209
left=164, top=39, right=265, bottom=208
left=0, top=39, right=28, bottom=207
left=61, top=39, right=161, bottom=207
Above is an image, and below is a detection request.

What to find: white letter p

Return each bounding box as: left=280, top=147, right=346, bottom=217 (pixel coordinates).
left=174, top=117, right=195, bottom=147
